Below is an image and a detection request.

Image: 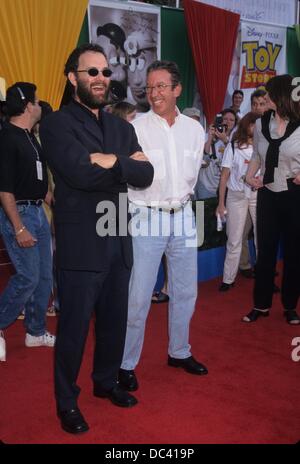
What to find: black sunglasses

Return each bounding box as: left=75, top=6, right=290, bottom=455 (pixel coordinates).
left=77, top=67, right=112, bottom=78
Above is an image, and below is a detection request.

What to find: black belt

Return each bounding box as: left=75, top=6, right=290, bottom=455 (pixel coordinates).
left=16, top=199, right=43, bottom=206
left=146, top=205, right=186, bottom=215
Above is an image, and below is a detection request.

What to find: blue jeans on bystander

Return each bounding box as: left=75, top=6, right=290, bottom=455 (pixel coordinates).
left=0, top=204, right=52, bottom=336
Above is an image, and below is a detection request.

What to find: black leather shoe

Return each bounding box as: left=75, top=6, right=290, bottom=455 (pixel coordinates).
left=239, top=268, right=255, bottom=278
left=57, top=408, right=89, bottom=434
left=284, top=310, right=300, bottom=325
left=242, top=309, right=269, bottom=323
left=118, top=368, right=139, bottom=391
left=168, top=355, right=208, bottom=375
left=219, top=282, right=234, bottom=292
left=93, top=384, right=138, bottom=407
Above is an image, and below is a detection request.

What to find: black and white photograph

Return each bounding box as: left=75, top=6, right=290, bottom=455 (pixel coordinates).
left=89, top=0, right=160, bottom=112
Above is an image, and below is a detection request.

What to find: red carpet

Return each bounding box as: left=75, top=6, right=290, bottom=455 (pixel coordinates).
left=0, top=265, right=299, bottom=444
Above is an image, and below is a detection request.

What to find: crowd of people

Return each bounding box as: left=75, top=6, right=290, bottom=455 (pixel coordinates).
left=0, top=42, right=300, bottom=435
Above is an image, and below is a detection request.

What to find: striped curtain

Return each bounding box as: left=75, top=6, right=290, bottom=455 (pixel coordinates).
left=0, top=0, right=88, bottom=109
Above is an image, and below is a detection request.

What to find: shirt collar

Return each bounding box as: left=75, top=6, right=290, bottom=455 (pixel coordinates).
left=5, top=121, right=32, bottom=134
left=149, top=106, right=181, bottom=126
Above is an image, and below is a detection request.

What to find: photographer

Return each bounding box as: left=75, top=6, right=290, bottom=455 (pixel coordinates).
left=195, top=108, right=237, bottom=200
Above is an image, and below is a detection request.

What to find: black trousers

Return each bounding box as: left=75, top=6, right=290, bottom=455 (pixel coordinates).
left=55, top=238, right=131, bottom=411
left=254, top=183, right=300, bottom=310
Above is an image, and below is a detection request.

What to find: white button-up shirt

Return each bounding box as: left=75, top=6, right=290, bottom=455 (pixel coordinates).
left=129, top=109, right=205, bottom=208
left=222, top=142, right=254, bottom=192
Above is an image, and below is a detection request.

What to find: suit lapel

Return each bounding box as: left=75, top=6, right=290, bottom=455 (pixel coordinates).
left=66, top=100, right=104, bottom=148
left=101, top=110, right=117, bottom=154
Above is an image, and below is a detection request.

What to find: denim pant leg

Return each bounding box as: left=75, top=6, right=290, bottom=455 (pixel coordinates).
left=24, top=207, right=52, bottom=336
left=166, top=205, right=198, bottom=359
left=121, top=209, right=169, bottom=370
left=0, top=207, right=40, bottom=329
left=0, top=206, right=52, bottom=335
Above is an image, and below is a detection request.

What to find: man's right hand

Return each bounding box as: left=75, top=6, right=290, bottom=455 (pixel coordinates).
left=15, top=228, right=37, bottom=248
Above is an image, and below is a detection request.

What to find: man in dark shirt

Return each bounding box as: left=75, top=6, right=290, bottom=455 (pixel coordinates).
left=0, top=82, right=55, bottom=364
left=40, top=43, right=154, bottom=434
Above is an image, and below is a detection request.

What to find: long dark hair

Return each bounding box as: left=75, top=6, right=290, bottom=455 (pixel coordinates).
left=232, top=112, right=259, bottom=148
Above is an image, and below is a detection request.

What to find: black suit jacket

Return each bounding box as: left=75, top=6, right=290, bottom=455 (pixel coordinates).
left=40, top=100, right=154, bottom=271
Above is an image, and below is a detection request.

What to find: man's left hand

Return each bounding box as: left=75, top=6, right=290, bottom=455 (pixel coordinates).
left=90, top=152, right=117, bottom=169
left=130, top=151, right=149, bottom=162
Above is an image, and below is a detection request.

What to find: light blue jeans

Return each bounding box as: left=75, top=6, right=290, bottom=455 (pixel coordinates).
left=121, top=204, right=198, bottom=370
left=0, top=205, right=52, bottom=336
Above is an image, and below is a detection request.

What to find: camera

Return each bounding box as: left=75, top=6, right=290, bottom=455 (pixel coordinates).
left=214, top=113, right=227, bottom=133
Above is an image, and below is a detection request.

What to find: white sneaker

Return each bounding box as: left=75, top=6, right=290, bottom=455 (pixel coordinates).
left=25, top=331, right=56, bottom=347
left=0, top=330, right=6, bottom=361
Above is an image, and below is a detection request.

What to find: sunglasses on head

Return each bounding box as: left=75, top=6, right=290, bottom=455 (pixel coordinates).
left=77, top=67, right=112, bottom=78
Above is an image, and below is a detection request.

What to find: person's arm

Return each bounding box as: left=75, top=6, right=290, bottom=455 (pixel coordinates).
left=41, top=112, right=154, bottom=191
left=293, top=172, right=300, bottom=185
left=216, top=167, right=230, bottom=218
left=90, top=150, right=154, bottom=188
left=114, top=124, right=154, bottom=188
left=245, top=124, right=263, bottom=189
left=0, top=192, right=36, bottom=247
left=245, top=158, right=262, bottom=189
left=40, top=112, right=125, bottom=192
left=204, top=125, right=216, bottom=154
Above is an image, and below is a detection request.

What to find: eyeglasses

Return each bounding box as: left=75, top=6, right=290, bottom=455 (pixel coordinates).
left=145, top=83, right=174, bottom=94
left=77, top=67, right=112, bottom=78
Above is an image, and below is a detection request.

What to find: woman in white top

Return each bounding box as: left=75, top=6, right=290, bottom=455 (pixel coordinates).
left=216, top=112, right=259, bottom=291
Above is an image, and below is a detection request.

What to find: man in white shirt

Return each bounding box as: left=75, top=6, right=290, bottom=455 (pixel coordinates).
left=119, top=60, right=208, bottom=392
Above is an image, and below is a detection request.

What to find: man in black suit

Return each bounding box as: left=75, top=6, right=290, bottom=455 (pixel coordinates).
left=40, top=43, right=154, bottom=434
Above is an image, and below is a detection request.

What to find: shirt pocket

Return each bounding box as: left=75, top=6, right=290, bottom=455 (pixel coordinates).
left=184, top=149, right=198, bottom=180
left=146, top=149, right=166, bottom=181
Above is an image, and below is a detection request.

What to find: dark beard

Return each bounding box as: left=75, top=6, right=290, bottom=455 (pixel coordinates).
left=76, top=80, right=109, bottom=109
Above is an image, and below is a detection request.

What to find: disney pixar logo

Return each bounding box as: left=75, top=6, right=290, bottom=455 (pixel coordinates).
left=291, top=337, right=300, bottom=362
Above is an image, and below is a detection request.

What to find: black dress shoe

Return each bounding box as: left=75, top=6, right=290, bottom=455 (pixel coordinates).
left=118, top=368, right=139, bottom=391
left=284, top=310, right=300, bottom=325
left=151, top=291, right=169, bottom=304
left=168, top=355, right=208, bottom=375
left=93, top=384, right=138, bottom=407
left=239, top=268, right=255, bottom=278
left=57, top=408, right=89, bottom=434
left=242, top=308, right=269, bottom=323
left=219, top=282, right=234, bottom=292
